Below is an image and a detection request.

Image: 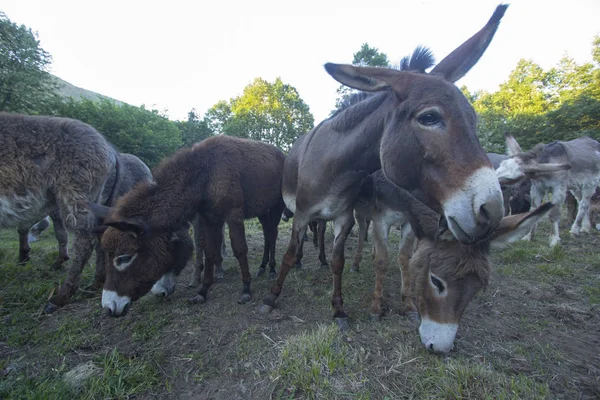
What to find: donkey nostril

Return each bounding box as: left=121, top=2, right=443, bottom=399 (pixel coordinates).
left=104, top=307, right=113, bottom=317
left=479, top=204, right=490, bottom=223
left=428, top=343, right=434, bottom=352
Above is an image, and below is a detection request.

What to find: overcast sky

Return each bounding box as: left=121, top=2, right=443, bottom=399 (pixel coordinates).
left=3, top=0, right=599, bottom=123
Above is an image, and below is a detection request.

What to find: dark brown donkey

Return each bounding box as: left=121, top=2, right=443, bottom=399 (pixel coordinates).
left=261, top=4, right=509, bottom=329
left=87, top=135, right=286, bottom=317
left=352, top=169, right=553, bottom=353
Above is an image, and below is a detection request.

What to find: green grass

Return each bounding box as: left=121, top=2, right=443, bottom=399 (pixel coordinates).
left=0, top=213, right=598, bottom=399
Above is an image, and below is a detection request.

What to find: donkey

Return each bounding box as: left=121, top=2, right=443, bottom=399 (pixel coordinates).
left=261, top=4, right=509, bottom=329
left=18, top=153, right=153, bottom=281
left=87, top=135, right=286, bottom=317
left=349, top=169, right=553, bottom=353
left=566, top=187, right=600, bottom=231
left=0, top=113, right=122, bottom=313
left=496, top=133, right=600, bottom=246
left=487, top=152, right=531, bottom=215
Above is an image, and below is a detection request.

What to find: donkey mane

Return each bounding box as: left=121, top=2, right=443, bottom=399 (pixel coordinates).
left=398, top=45, right=436, bottom=73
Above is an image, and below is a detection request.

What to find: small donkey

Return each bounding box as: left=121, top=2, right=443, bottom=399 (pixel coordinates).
left=352, top=169, right=553, bottom=353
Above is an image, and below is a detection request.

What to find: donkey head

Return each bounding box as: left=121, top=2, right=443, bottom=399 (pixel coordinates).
left=83, top=201, right=189, bottom=317
left=496, top=133, right=572, bottom=185
left=405, top=197, right=553, bottom=353
left=324, top=4, right=509, bottom=244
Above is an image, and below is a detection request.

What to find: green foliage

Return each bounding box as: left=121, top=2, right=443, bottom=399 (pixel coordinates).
left=473, top=37, right=600, bottom=152
left=206, top=77, right=314, bottom=152
left=46, top=97, right=183, bottom=168
left=0, top=11, right=59, bottom=113
left=175, top=108, right=213, bottom=148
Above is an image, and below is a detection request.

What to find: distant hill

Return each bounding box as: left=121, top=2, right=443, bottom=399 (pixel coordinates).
left=51, top=74, right=125, bottom=105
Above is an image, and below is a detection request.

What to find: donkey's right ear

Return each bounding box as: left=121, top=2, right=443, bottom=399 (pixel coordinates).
left=324, top=63, right=391, bottom=92
left=504, top=132, right=523, bottom=156
left=78, top=201, right=112, bottom=223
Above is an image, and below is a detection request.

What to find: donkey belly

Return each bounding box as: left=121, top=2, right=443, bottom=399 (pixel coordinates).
left=0, top=190, right=53, bottom=229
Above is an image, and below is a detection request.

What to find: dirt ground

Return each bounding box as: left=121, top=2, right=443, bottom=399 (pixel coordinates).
left=1, top=215, right=599, bottom=399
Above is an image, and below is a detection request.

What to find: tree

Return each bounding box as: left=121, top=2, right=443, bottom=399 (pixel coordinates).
left=176, top=108, right=213, bottom=148
left=204, top=77, right=314, bottom=152
left=49, top=97, right=183, bottom=168
left=0, top=12, right=58, bottom=113
left=332, top=43, right=390, bottom=113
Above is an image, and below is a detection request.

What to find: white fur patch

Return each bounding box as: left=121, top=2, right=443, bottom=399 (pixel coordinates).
left=496, top=158, right=524, bottom=182
left=151, top=272, right=177, bottom=296
left=442, top=167, right=503, bottom=240
left=419, top=318, right=458, bottom=354
left=101, top=290, right=131, bottom=316
left=0, top=192, right=49, bottom=228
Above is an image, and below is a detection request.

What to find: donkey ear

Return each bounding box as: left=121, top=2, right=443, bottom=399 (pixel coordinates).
left=104, top=216, right=149, bottom=237
left=504, top=132, right=523, bottom=156
left=430, top=4, right=508, bottom=82
left=324, top=63, right=392, bottom=92
left=489, top=202, right=554, bottom=248
left=523, top=162, right=571, bottom=175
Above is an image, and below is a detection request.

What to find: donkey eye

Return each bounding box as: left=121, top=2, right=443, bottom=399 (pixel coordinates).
left=113, top=253, right=137, bottom=271
left=117, top=255, right=132, bottom=264
left=430, top=275, right=445, bottom=293
left=417, top=112, right=442, bottom=126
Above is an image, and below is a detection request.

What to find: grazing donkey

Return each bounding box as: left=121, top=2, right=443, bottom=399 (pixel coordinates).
left=0, top=113, right=121, bottom=313
left=18, top=153, right=153, bottom=282
left=261, top=4, right=509, bottom=330
left=487, top=152, right=531, bottom=215
left=351, top=170, right=553, bottom=353
left=87, top=135, right=286, bottom=317
left=496, top=133, right=600, bottom=246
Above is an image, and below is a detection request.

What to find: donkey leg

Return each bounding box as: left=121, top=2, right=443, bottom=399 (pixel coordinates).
left=190, top=215, right=204, bottom=287
left=398, top=225, right=417, bottom=317
left=295, top=227, right=307, bottom=269
left=548, top=189, right=566, bottom=247
left=152, top=230, right=194, bottom=297
left=370, top=219, right=390, bottom=320
left=261, top=215, right=310, bottom=312
left=351, top=215, right=367, bottom=273
left=256, top=214, right=271, bottom=278
left=317, top=220, right=328, bottom=267
left=17, top=225, right=32, bottom=264
left=364, top=219, right=371, bottom=242
left=571, top=187, right=594, bottom=234
left=226, top=213, right=253, bottom=304
left=266, top=202, right=284, bottom=280
left=309, top=221, right=318, bottom=248
left=330, top=210, right=355, bottom=330
left=46, top=233, right=95, bottom=313
left=50, top=212, right=70, bottom=270
left=86, top=242, right=105, bottom=292
left=522, top=184, right=545, bottom=242
left=189, top=220, right=221, bottom=305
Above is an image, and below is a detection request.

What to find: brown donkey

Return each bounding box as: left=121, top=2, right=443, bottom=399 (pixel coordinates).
left=261, top=4, right=509, bottom=329
left=352, top=170, right=553, bottom=353
left=87, top=135, right=286, bottom=317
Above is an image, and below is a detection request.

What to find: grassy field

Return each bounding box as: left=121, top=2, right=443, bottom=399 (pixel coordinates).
left=0, top=213, right=599, bottom=399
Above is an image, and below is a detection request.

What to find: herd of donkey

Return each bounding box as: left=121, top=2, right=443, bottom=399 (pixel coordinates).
left=2, top=4, right=600, bottom=355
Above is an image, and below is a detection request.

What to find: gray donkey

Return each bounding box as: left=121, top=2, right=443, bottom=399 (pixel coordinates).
left=0, top=113, right=121, bottom=313
left=19, top=153, right=153, bottom=291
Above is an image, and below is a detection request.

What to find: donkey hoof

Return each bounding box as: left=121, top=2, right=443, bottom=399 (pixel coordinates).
left=238, top=293, right=252, bottom=304
left=188, top=294, right=206, bottom=304
left=269, top=271, right=277, bottom=280
left=406, top=311, right=420, bottom=323
left=44, top=302, right=59, bottom=314
left=335, top=317, right=350, bottom=331
left=369, top=313, right=382, bottom=321
left=258, top=303, right=273, bottom=313
left=256, top=268, right=266, bottom=278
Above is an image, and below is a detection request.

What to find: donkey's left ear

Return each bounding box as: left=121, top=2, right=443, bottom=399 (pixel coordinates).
left=489, top=202, right=554, bottom=248
left=430, top=4, right=508, bottom=82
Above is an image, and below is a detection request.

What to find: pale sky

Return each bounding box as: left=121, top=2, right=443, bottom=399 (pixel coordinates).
left=2, top=0, right=599, bottom=124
